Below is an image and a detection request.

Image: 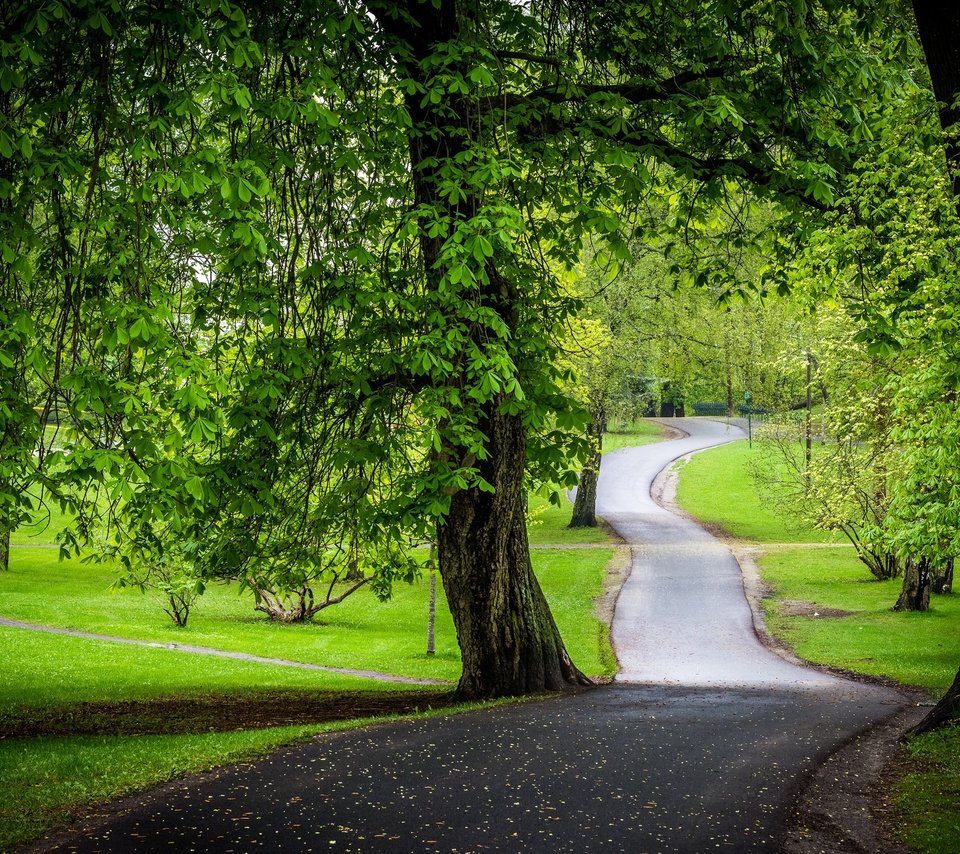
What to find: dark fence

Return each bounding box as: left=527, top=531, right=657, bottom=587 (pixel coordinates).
left=690, top=402, right=771, bottom=417
left=690, top=402, right=728, bottom=416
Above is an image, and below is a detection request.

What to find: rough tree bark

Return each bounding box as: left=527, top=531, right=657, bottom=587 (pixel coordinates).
left=904, top=0, right=960, bottom=734
left=376, top=0, right=590, bottom=698
left=892, top=556, right=931, bottom=612
left=438, top=407, right=591, bottom=697
left=569, top=409, right=606, bottom=528
left=912, top=0, right=960, bottom=197
left=0, top=527, right=9, bottom=572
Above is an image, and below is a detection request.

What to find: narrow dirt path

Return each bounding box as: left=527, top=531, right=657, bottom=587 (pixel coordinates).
left=25, top=419, right=906, bottom=853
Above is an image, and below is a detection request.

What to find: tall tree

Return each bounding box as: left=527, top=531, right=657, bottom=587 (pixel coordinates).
left=0, top=0, right=900, bottom=697
left=898, top=0, right=960, bottom=736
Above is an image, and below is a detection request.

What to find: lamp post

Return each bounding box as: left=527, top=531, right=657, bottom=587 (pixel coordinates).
left=743, top=390, right=752, bottom=448
left=805, top=352, right=813, bottom=477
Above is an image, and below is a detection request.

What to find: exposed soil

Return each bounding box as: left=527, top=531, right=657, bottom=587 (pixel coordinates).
left=0, top=690, right=458, bottom=738
left=783, top=704, right=927, bottom=854
left=778, top=599, right=859, bottom=618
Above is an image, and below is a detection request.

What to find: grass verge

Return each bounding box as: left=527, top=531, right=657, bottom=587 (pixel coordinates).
left=675, top=438, right=960, bottom=854
left=895, top=729, right=960, bottom=854
left=602, top=419, right=668, bottom=454
left=1, top=510, right=615, bottom=848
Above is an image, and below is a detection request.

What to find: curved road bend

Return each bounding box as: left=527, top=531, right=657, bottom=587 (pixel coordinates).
left=37, top=419, right=903, bottom=853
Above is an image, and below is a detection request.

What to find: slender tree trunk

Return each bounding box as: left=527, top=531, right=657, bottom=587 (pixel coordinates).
left=0, top=526, right=9, bottom=571
left=426, top=545, right=437, bottom=656
left=724, top=330, right=735, bottom=416
left=437, top=408, right=591, bottom=698
left=569, top=409, right=606, bottom=528
left=345, top=529, right=362, bottom=581
left=893, top=556, right=931, bottom=612
left=804, top=351, right=813, bottom=479
left=932, top=558, right=953, bottom=594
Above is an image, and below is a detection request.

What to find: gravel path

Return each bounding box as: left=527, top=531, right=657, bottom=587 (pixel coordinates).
left=27, top=419, right=906, bottom=853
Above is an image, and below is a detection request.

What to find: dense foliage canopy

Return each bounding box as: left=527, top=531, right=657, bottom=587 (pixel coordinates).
left=3, top=0, right=943, bottom=697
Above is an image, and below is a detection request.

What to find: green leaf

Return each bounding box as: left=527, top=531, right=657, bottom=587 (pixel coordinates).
left=184, top=476, right=205, bottom=501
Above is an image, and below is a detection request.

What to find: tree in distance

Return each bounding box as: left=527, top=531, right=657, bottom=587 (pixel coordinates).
left=0, top=0, right=910, bottom=697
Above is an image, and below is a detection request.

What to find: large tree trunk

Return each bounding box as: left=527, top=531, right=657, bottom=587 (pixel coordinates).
left=569, top=409, right=606, bottom=528
left=906, top=2, right=960, bottom=736
left=905, top=665, right=960, bottom=739
left=912, top=1, right=960, bottom=197
left=373, top=0, right=589, bottom=698
left=438, top=408, right=591, bottom=699
left=892, top=556, right=931, bottom=612
left=0, top=526, right=9, bottom=572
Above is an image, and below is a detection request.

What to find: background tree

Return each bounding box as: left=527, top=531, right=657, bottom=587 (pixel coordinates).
left=558, top=255, right=625, bottom=529
left=0, top=0, right=908, bottom=698
left=751, top=303, right=903, bottom=580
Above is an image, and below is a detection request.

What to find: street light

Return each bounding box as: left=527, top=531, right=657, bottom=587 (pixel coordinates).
left=743, top=390, right=752, bottom=448
left=805, top=352, right=813, bottom=477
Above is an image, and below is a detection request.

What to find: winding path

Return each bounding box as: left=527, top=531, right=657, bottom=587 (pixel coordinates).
left=605, top=418, right=843, bottom=689
left=35, top=419, right=904, bottom=853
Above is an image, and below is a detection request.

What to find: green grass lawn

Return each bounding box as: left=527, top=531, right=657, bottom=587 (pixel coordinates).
left=760, top=549, right=958, bottom=695
left=1, top=548, right=463, bottom=682
left=602, top=419, right=668, bottom=454
left=675, top=440, right=836, bottom=543
left=526, top=493, right=615, bottom=544
left=0, top=511, right=615, bottom=849
left=675, top=438, right=960, bottom=854
left=896, top=728, right=960, bottom=854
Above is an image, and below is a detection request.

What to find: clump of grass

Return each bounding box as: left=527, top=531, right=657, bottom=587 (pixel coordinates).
left=894, top=728, right=960, bottom=854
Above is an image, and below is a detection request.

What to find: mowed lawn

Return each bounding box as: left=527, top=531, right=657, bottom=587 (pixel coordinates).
left=676, top=437, right=960, bottom=854
left=0, top=489, right=618, bottom=849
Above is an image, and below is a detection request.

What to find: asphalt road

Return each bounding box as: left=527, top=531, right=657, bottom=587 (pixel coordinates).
left=38, top=419, right=903, bottom=853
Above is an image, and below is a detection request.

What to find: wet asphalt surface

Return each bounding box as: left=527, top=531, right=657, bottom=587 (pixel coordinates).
left=38, top=419, right=904, bottom=853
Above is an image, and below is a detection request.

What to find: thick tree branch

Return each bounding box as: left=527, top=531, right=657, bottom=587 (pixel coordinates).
left=494, top=50, right=561, bottom=66
left=489, top=67, right=730, bottom=112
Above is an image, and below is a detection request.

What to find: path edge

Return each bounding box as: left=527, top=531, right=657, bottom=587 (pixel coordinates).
left=652, top=446, right=930, bottom=854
